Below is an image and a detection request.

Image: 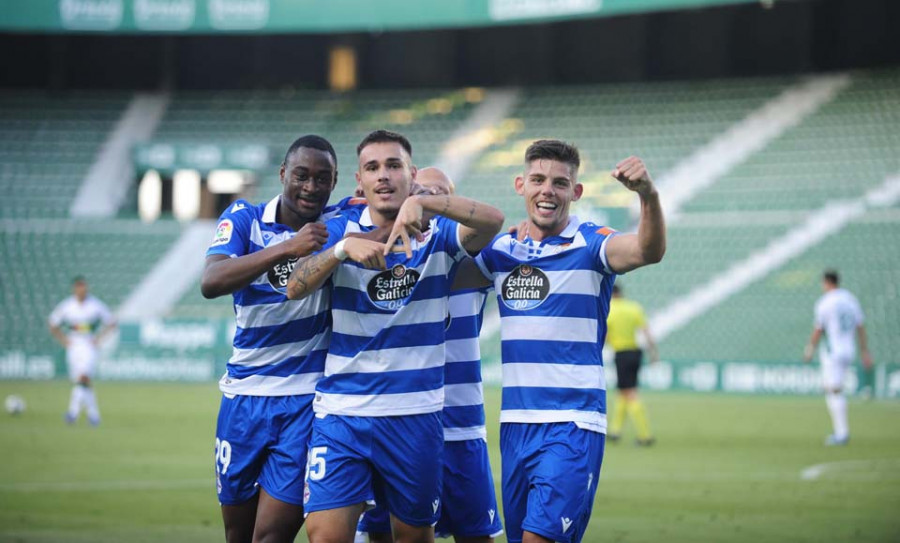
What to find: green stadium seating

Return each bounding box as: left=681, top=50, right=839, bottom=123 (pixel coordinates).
left=684, top=71, right=900, bottom=213
left=659, top=210, right=900, bottom=364
left=0, top=220, right=182, bottom=353
left=0, top=92, right=131, bottom=219
left=460, top=76, right=794, bottom=225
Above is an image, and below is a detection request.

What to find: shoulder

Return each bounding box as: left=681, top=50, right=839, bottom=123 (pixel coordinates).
left=579, top=221, right=618, bottom=241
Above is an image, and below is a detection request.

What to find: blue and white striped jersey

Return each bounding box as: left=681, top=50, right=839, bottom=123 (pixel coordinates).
left=207, top=196, right=356, bottom=397
left=443, top=287, right=489, bottom=442
left=474, top=217, right=617, bottom=433
left=314, top=206, right=466, bottom=417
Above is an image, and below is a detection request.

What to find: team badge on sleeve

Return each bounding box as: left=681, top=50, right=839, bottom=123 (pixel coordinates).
left=210, top=219, right=233, bottom=247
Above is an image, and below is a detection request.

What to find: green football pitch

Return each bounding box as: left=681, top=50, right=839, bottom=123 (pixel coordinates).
left=1, top=381, right=898, bottom=543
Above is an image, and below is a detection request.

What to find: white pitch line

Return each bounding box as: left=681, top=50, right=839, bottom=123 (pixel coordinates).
left=0, top=478, right=212, bottom=493
left=800, top=459, right=900, bottom=481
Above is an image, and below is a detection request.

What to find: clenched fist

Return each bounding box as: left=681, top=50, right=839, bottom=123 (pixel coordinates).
left=612, top=156, right=655, bottom=197
left=285, top=222, right=329, bottom=258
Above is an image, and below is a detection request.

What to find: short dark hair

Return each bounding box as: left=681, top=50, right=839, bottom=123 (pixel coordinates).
left=72, top=275, right=86, bottom=285
left=357, top=129, right=413, bottom=158
left=283, top=135, right=337, bottom=166
left=525, top=139, right=581, bottom=171
left=823, top=269, right=840, bottom=286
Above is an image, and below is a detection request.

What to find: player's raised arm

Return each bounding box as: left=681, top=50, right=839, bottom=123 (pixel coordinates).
left=286, top=237, right=387, bottom=300
left=605, top=156, right=666, bottom=274
left=384, top=194, right=504, bottom=257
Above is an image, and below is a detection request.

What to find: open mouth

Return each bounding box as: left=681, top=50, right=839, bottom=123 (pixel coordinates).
left=535, top=201, right=558, bottom=215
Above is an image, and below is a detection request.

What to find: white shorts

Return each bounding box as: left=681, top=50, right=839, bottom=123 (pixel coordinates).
left=66, top=342, right=97, bottom=381
left=820, top=352, right=852, bottom=390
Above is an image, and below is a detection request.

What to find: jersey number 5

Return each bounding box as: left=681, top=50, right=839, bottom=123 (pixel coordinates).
left=306, top=447, right=328, bottom=481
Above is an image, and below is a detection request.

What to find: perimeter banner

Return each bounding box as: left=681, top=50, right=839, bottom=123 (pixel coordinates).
left=2, top=0, right=757, bottom=33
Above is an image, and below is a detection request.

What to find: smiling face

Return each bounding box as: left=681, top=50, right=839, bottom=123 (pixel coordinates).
left=356, top=141, right=416, bottom=224
left=515, top=158, right=583, bottom=240
left=279, top=147, right=337, bottom=228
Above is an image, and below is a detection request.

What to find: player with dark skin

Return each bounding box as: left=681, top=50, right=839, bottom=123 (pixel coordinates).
left=201, top=145, right=334, bottom=543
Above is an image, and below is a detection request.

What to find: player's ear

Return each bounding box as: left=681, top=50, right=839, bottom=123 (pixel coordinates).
left=514, top=175, right=525, bottom=195
left=331, top=170, right=338, bottom=190
left=410, top=165, right=418, bottom=181
left=279, top=163, right=286, bottom=185
left=573, top=182, right=584, bottom=201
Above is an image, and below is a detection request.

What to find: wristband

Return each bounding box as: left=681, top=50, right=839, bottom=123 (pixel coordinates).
left=333, top=239, right=349, bottom=261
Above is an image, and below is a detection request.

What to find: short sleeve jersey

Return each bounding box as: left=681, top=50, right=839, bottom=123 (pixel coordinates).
left=606, top=298, right=647, bottom=352
left=814, top=288, right=865, bottom=360
left=314, top=206, right=466, bottom=417
left=443, top=286, right=490, bottom=441
left=475, top=217, right=617, bottom=433
left=48, top=295, right=114, bottom=347
left=206, top=196, right=358, bottom=397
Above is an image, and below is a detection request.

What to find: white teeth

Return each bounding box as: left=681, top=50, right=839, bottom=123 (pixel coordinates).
left=536, top=202, right=557, bottom=209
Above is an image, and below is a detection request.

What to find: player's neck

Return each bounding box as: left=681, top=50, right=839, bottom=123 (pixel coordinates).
left=277, top=202, right=313, bottom=232
left=527, top=220, right=567, bottom=242
left=369, top=207, right=397, bottom=229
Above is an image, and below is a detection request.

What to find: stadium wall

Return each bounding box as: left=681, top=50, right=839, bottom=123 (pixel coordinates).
left=2, top=0, right=898, bottom=90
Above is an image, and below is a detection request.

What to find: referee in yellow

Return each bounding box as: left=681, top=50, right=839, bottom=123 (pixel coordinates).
left=606, top=284, right=659, bottom=446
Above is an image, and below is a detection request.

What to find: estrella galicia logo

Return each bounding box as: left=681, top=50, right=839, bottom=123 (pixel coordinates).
left=367, top=264, right=420, bottom=310
left=267, top=257, right=298, bottom=293
left=501, top=264, right=550, bottom=310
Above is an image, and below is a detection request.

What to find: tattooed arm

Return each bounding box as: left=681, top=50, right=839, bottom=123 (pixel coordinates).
left=285, top=237, right=387, bottom=300
left=384, top=194, right=504, bottom=257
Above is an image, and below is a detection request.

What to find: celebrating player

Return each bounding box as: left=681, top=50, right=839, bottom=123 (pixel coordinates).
left=285, top=130, right=504, bottom=543
left=202, top=135, right=350, bottom=543
left=803, top=269, right=872, bottom=446
left=458, top=140, right=665, bottom=543
left=356, top=168, right=503, bottom=543
left=48, top=275, right=117, bottom=426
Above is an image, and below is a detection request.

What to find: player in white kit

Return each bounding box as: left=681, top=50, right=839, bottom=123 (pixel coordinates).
left=803, top=269, right=872, bottom=446
left=48, top=276, right=117, bottom=426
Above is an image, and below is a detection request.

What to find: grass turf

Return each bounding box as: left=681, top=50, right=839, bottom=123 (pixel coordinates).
left=0, top=381, right=898, bottom=542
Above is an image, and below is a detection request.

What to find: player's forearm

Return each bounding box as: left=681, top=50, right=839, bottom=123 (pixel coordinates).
left=285, top=249, right=340, bottom=300
left=416, top=194, right=504, bottom=251
left=49, top=326, right=67, bottom=347
left=201, top=245, right=295, bottom=299
left=95, top=323, right=118, bottom=344
left=417, top=195, right=504, bottom=235
left=635, top=189, right=666, bottom=266
left=856, top=326, right=869, bottom=353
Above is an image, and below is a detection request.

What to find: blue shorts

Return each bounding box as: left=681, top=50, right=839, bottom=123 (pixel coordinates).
left=358, top=438, right=503, bottom=538
left=500, top=422, right=605, bottom=543
left=215, top=394, right=314, bottom=506
left=304, top=413, right=443, bottom=527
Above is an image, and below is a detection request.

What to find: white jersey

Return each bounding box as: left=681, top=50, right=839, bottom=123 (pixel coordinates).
left=48, top=295, right=114, bottom=351
left=814, top=288, right=864, bottom=361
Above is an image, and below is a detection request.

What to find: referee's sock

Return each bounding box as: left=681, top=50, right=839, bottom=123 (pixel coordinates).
left=627, top=399, right=653, bottom=441
left=609, top=399, right=627, bottom=437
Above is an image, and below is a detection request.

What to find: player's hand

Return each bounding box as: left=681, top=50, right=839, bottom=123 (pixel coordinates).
left=861, top=350, right=873, bottom=370
left=612, top=156, right=655, bottom=197
left=344, top=238, right=387, bottom=270
left=508, top=220, right=530, bottom=242
left=384, top=197, right=425, bottom=258
left=286, top=222, right=329, bottom=257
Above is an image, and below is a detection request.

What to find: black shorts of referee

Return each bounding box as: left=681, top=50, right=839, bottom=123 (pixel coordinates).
left=614, top=349, right=643, bottom=390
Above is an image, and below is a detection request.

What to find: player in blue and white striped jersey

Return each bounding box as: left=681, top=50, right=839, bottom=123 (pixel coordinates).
left=459, top=140, right=666, bottom=543
left=357, top=169, right=503, bottom=543
left=201, top=135, right=361, bottom=543
left=286, top=132, right=504, bottom=543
